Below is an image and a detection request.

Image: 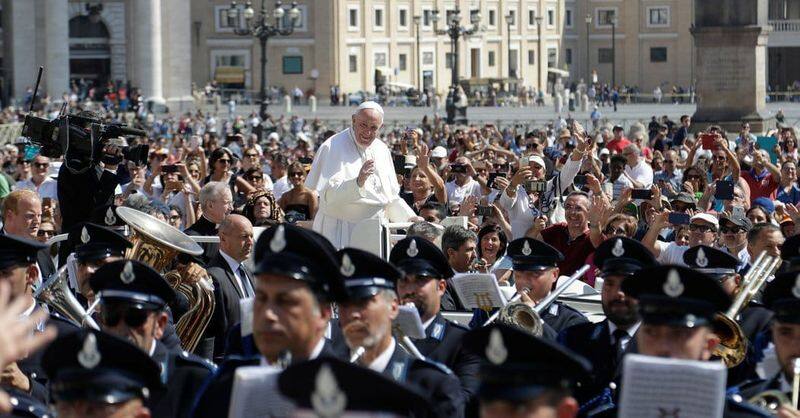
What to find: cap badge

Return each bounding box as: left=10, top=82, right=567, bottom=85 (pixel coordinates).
left=269, top=225, right=287, bottom=253
left=793, top=274, right=800, bottom=299
left=104, top=207, right=116, bottom=226
left=611, top=239, right=625, bottom=257
left=120, top=261, right=135, bottom=284
left=340, top=253, right=356, bottom=277
left=310, top=364, right=346, bottom=418
left=663, top=269, right=685, bottom=298
left=406, top=239, right=419, bottom=258
left=80, top=227, right=91, bottom=244
left=77, top=333, right=101, bottom=369
left=521, top=241, right=532, bottom=256
left=696, top=248, right=709, bottom=268
left=486, top=328, right=508, bottom=365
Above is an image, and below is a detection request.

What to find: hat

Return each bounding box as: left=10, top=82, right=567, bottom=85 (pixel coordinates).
left=690, top=212, right=719, bottom=230
left=526, top=155, right=546, bottom=169
left=462, top=324, right=591, bottom=402
left=682, top=245, right=738, bottom=279
left=69, top=223, right=131, bottom=263
left=623, top=266, right=731, bottom=328
left=91, top=205, right=128, bottom=232
left=752, top=197, right=775, bottom=214
left=593, top=237, right=656, bottom=277
left=719, top=214, right=753, bottom=231
left=390, top=236, right=454, bottom=279
left=42, top=329, right=163, bottom=404
left=89, top=260, right=176, bottom=310
left=613, top=125, right=624, bottom=132
left=762, top=272, right=800, bottom=324
left=670, top=192, right=697, bottom=207
left=0, top=234, right=45, bottom=270
left=253, top=224, right=340, bottom=300
left=599, top=148, right=610, bottom=156
left=278, top=357, right=431, bottom=417
left=335, top=248, right=402, bottom=301
left=267, top=132, right=280, bottom=141
left=430, top=146, right=448, bottom=159
left=558, top=128, right=571, bottom=139
left=780, top=235, right=800, bottom=268
left=507, top=238, right=564, bottom=271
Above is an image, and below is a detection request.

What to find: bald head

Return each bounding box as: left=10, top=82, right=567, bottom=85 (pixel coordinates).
left=219, top=215, right=254, bottom=262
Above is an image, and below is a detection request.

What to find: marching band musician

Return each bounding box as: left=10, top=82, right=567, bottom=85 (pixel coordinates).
left=736, top=272, right=800, bottom=418
left=88, top=260, right=214, bottom=418
left=559, top=237, right=656, bottom=399
left=390, top=236, right=481, bottom=410
left=335, top=247, right=465, bottom=418
left=469, top=238, right=588, bottom=335
left=779, top=235, right=800, bottom=273
left=190, top=224, right=347, bottom=418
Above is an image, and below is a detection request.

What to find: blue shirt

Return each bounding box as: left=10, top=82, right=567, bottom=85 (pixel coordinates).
left=776, top=184, right=800, bottom=205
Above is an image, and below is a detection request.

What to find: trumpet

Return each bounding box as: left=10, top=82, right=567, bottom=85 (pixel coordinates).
left=34, top=266, right=99, bottom=330
left=747, top=358, right=800, bottom=414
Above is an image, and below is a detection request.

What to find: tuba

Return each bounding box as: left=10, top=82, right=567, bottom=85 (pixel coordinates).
left=35, top=266, right=100, bottom=329
left=712, top=251, right=781, bottom=367
left=115, top=207, right=216, bottom=352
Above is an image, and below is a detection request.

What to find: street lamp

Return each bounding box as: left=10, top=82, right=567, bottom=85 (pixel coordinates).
left=228, top=0, right=301, bottom=119
left=585, top=14, right=592, bottom=86
left=535, top=16, right=543, bottom=92
left=505, top=13, right=514, bottom=79
left=413, top=15, right=422, bottom=94
left=611, top=15, right=617, bottom=90
left=431, top=8, right=482, bottom=124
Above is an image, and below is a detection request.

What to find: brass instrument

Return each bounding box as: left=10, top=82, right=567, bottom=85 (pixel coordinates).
left=115, top=207, right=214, bottom=352
left=487, top=265, right=591, bottom=336
left=35, top=266, right=100, bottom=330
left=747, top=358, right=800, bottom=414
left=712, top=251, right=781, bottom=367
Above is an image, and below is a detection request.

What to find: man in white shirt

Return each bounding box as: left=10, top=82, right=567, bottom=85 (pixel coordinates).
left=622, top=144, right=653, bottom=188
left=14, top=155, right=58, bottom=201
left=445, top=157, right=482, bottom=205
left=643, top=212, right=719, bottom=265
left=270, top=153, right=291, bottom=200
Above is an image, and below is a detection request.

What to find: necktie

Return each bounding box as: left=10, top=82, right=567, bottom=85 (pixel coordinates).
left=237, top=265, right=254, bottom=298
left=612, top=329, right=628, bottom=358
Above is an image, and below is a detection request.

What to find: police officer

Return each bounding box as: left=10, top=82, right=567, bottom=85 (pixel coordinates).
left=559, top=237, right=656, bottom=399
left=463, top=323, right=592, bottom=418
left=779, top=234, right=800, bottom=273
left=191, top=224, right=347, bottom=418
left=336, top=247, right=465, bottom=418
left=41, top=329, right=164, bottom=418
left=736, top=272, right=800, bottom=417
left=469, top=238, right=588, bottom=334
left=89, top=260, right=214, bottom=418
left=390, top=236, right=480, bottom=407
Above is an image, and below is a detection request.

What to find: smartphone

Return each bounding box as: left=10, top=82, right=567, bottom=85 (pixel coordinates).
left=630, top=189, right=653, bottom=200
left=476, top=206, right=493, bottom=217
left=188, top=136, right=200, bottom=151
left=715, top=180, right=735, bottom=200
left=450, top=164, right=467, bottom=174
left=166, top=180, right=183, bottom=191
left=732, top=205, right=745, bottom=219
left=487, top=172, right=506, bottom=188
left=162, top=165, right=178, bottom=174
left=573, top=174, right=587, bottom=187
left=668, top=212, right=691, bottom=225
left=700, top=133, right=717, bottom=150
left=524, top=180, right=547, bottom=193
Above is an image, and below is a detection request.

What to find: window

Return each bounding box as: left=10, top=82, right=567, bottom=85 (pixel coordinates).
left=488, top=51, right=496, bottom=67
left=348, top=6, right=359, bottom=30
left=598, top=48, right=613, bottom=63
left=547, top=48, right=557, bottom=68
left=650, top=47, right=668, bottom=62
left=423, top=9, right=433, bottom=28
left=374, top=52, right=387, bottom=67
left=597, top=9, right=617, bottom=27
left=399, top=53, right=407, bottom=71
left=547, top=8, right=555, bottom=27
left=470, top=10, right=481, bottom=25
left=528, top=9, right=537, bottom=26
left=374, top=6, right=384, bottom=29
left=399, top=8, right=408, bottom=28
left=528, top=49, right=535, bottom=65
left=282, top=56, right=303, bottom=74
left=215, top=5, right=245, bottom=32
left=446, top=53, right=455, bottom=69
left=565, top=48, right=573, bottom=65
left=647, top=7, right=670, bottom=27
left=423, top=51, right=434, bottom=65
left=279, top=4, right=308, bottom=32
left=446, top=9, right=457, bottom=24
left=488, top=9, right=497, bottom=27
left=214, top=54, right=246, bottom=67
left=349, top=55, right=358, bottom=73
left=565, top=9, right=573, bottom=28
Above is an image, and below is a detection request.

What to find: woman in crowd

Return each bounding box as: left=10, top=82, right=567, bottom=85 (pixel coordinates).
left=776, top=160, right=800, bottom=205
left=278, top=162, right=318, bottom=222
left=476, top=223, right=511, bottom=284
left=243, top=190, right=284, bottom=227
left=681, top=165, right=708, bottom=200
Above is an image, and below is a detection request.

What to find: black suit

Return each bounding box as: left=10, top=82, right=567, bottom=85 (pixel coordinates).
left=184, top=216, right=220, bottom=265
left=190, top=339, right=344, bottom=418
left=35, top=248, right=54, bottom=281
left=148, top=341, right=215, bottom=418
left=198, top=252, right=254, bottom=361
left=57, top=163, right=120, bottom=233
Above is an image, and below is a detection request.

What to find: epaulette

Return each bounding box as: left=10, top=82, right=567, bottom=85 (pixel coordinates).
left=176, top=350, right=218, bottom=372
left=7, top=390, right=52, bottom=418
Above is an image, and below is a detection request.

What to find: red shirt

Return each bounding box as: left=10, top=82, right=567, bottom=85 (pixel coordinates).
left=605, top=137, right=632, bottom=154
left=541, top=223, right=596, bottom=278
left=742, top=169, right=778, bottom=202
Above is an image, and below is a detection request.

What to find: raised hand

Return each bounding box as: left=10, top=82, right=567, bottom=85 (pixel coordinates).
left=357, top=160, right=376, bottom=188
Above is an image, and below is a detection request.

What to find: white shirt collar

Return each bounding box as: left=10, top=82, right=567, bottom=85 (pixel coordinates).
left=608, top=321, right=641, bottom=340
left=148, top=340, right=157, bottom=357
left=219, top=250, right=242, bottom=274
left=366, top=338, right=396, bottom=373
left=309, top=337, right=326, bottom=360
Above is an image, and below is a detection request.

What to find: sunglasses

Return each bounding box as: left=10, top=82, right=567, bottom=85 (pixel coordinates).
left=33, top=163, right=49, bottom=169
left=289, top=172, right=305, bottom=177
left=249, top=175, right=264, bottom=181
left=101, top=304, right=153, bottom=328
left=217, top=159, right=232, bottom=164
left=720, top=225, right=744, bottom=234
left=689, top=224, right=715, bottom=233
left=604, top=227, right=626, bottom=236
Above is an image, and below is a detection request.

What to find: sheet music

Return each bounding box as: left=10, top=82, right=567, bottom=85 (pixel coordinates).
left=239, top=298, right=254, bottom=337
left=395, top=304, right=426, bottom=339
left=228, top=366, right=295, bottom=418
left=619, top=354, right=726, bottom=418
left=451, top=273, right=508, bottom=310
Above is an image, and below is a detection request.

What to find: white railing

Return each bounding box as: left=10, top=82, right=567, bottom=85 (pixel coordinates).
left=770, top=19, right=800, bottom=32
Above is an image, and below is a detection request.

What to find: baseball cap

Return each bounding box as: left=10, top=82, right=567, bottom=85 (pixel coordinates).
left=690, top=212, right=719, bottom=230
left=752, top=197, right=775, bottom=214
left=431, top=146, right=447, bottom=159
left=599, top=148, right=610, bottom=156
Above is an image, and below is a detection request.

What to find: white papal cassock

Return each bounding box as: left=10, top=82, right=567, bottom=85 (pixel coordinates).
left=305, top=128, right=415, bottom=249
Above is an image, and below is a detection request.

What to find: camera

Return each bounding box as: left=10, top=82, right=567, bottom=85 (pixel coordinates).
left=524, top=180, right=547, bottom=193
left=284, top=210, right=307, bottom=224
left=450, top=164, right=467, bottom=174
left=476, top=206, right=493, bottom=217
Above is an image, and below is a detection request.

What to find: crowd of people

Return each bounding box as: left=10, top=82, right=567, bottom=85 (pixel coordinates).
left=0, top=97, right=798, bottom=418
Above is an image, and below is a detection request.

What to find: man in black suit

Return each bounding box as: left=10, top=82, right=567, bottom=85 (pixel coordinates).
left=89, top=260, right=215, bottom=418
left=191, top=224, right=348, bottom=418
left=200, top=214, right=254, bottom=361
left=1, top=190, right=54, bottom=283
left=336, top=247, right=465, bottom=418
left=184, top=181, right=233, bottom=264
left=390, top=236, right=480, bottom=408
left=559, top=237, right=655, bottom=399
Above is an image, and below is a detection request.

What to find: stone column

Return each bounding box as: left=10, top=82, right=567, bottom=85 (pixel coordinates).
left=45, top=0, right=70, bottom=99
left=162, top=0, right=193, bottom=111
left=133, top=0, right=163, bottom=100
left=4, top=0, right=37, bottom=101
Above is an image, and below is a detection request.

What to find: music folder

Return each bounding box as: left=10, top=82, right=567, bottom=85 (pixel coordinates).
left=451, top=273, right=508, bottom=310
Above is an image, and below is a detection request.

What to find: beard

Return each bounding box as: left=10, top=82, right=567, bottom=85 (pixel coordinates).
left=401, top=295, right=428, bottom=320
left=603, top=299, right=639, bottom=327
left=342, top=320, right=386, bottom=350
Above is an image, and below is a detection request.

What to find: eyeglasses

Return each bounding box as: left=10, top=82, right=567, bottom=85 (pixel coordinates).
left=33, top=163, right=49, bottom=169
left=249, top=175, right=263, bottom=181
left=101, top=304, right=153, bottom=328
left=217, top=159, right=232, bottom=164
left=720, top=225, right=744, bottom=234
left=689, top=224, right=716, bottom=233
left=604, top=226, right=626, bottom=236
left=37, top=230, right=55, bottom=237
left=289, top=172, right=304, bottom=177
